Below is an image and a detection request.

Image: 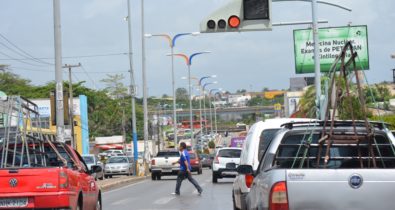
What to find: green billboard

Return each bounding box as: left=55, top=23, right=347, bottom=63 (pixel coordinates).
left=293, top=25, right=369, bottom=74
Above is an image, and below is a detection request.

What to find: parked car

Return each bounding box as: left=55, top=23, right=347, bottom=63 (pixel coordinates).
left=200, top=153, right=213, bottom=168
left=99, top=149, right=125, bottom=159
left=212, top=147, right=242, bottom=183
left=82, top=154, right=104, bottom=180
left=0, top=142, right=102, bottom=209
left=150, top=150, right=180, bottom=180
left=104, top=156, right=134, bottom=178
left=232, top=118, right=312, bottom=210
left=189, top=151, right=203, bottom=174
left=243, top=121, right=395, bottom=210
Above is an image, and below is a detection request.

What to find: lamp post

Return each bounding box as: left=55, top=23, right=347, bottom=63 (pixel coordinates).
left=209, top=88, right=222, bottom=134
left=202, top=82, right=217, bottom=135
left=170, top=52, right=211, bottom=149
left=145, top=32, right=199, bottom=147
left=198, top=75, right=216, bottom=136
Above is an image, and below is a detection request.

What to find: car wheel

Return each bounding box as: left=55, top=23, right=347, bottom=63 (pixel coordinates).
left=212, top=173, right=218, bottom=183
left=151, top=173, right=156, bottom=180
left=95, top=199, right=102, bottom=210
left=233, top=192, right=241, bottom=210
left=109, top=175, right=113, bottom=178
left=198, top=168, right=202, bottom=175
left=104, top=175, right=109, bottom=179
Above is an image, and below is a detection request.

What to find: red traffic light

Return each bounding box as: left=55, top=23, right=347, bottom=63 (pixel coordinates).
left=228, top=15, right=241, bottom=28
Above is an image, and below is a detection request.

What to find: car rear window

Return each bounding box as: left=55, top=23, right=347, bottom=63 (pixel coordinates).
left=273, top=131, right=395, bottom=169
left=258, top=129, right=280, bottom=161
left=82, top=156, right=94, bottom=164
left=107, top=157, right=128, bottom=163
left=156, top=152, right=180, bottom=157
left=189, top=153, right=196, bottom=159
left=218, top=149, right=242, bottom=158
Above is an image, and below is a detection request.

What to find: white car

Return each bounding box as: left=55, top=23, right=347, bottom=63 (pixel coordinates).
left=99, top=149, right=125, bottom=158
left=212, top=147, right=242, bottom=183
left=232, top=118, right=313, bottom=210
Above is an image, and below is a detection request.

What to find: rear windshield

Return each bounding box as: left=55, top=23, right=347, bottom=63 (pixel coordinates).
left=189, top=153, right=196, bottom=159
left=82, top=156, right=94, bottom=164
left=156, top=152, right=180, bottom=157
left=218, top=149, right=242, bottom=158
left=107, top=157, right=128, bottom=163
left=274, top=131, right=395, bottom=169
left=258, top=129, right=280, bottom=161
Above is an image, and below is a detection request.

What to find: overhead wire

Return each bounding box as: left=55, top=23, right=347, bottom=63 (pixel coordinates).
left=0, top=33, right=54, bottom=65
left=0, top=51, right=48, bottom=67
left=0, top=52, right=128, bottom=61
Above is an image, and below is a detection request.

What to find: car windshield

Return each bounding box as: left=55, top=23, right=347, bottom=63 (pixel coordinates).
left=218, top=149, right=242, bottom=158
left=107, top=157, right=128, bottom=163
left=189, top=153, right=196, bottom=159
left=82, top=156, right=94, bottom=164
left=156, top=152, right=179, bottom=157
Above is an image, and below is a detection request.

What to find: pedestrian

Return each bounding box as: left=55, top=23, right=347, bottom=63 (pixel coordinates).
left=172, top=142, right=203, bottom=195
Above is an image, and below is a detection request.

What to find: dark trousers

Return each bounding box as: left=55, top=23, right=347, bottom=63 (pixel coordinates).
left=175, top=170, right=202, bottom=194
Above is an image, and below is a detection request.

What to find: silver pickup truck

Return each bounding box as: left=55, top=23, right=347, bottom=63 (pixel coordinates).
left=239, top=121, right=395, bottom=210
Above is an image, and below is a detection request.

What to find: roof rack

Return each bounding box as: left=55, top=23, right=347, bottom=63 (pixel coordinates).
left=282, top=120, right=387, bottom=130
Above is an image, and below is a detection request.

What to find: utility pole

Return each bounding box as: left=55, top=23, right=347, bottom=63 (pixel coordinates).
left=126, top=0, right=139, bottom=176
left=311, top=0, right=322, bottom=120
left=63, top=63, right=81, bottom=149
left=141, top=0, right=149, bottom=175
left=53, top=0, right=65, bottom=143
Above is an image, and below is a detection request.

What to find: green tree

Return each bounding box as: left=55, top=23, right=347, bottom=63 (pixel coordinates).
left=101, top=74, right=128, bottom=99
left=175, top=87, right=188, bottom=101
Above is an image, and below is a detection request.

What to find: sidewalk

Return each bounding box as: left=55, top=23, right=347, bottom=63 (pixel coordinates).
left=97, top=175, right=148, bottom=192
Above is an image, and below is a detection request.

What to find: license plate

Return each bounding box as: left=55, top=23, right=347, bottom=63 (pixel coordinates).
left=162, top=168, right=172, bottom=172
left=0, top=198, right=28, bottom=208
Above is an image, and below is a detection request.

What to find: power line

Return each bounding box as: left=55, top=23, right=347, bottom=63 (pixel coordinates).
left=0, top=41, right=54, bottom=66
left=9, top=66, right=127, bottom=74
left=0, top=52, right=128, bottom=61
left=0, top=33, right=54, bottom=65
left=0, top=51, right=48, bottom=67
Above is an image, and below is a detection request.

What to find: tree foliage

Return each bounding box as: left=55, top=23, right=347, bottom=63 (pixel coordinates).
left=0, top=72, right=144, bottom=141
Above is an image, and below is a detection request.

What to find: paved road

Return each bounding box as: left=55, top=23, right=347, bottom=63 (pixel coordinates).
left=103, top=169, right=234, bottom=210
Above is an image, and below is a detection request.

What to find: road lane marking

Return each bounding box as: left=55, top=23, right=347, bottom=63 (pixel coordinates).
left=154, top=196, right=175, bottom=205
left=111, top=198, right=130, bottom=206
left=103, top=180, right=149, bottom=194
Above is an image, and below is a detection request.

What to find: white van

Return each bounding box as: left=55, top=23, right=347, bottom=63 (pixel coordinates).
left=232, top=118, right=312, bottom=210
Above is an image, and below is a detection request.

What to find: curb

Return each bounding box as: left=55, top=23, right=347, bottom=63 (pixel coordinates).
left=99, top=176, right=148, bottom=192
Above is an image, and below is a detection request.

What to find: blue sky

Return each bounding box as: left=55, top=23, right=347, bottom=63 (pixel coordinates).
left=0, top=0, right=394, bottom=97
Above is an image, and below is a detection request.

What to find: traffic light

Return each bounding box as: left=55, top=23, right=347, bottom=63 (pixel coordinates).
left=200, top=0, right=272, bottom=33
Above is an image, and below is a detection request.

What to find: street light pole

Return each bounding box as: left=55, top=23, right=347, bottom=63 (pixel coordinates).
left=145, top=32, right=199, bottom=147
left=311, top=0, right=322, bottom=120
left=202, top=82, right=217, bottom=135
left=126, top=0, right=138, bottom=176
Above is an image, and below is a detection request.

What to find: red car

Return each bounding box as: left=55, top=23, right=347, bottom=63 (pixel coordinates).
left=188, top=151, right=203, bottom=174
left=0, top=143, right=102, bottom=210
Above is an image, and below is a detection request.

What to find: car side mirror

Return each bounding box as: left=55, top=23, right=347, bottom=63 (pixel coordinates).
left=90, top=165, right=102, bottom=174
left=237, top=165, right=253, bottom=175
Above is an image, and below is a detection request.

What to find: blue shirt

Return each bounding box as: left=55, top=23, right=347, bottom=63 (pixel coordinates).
left=179, top=150, right=191, bottom=171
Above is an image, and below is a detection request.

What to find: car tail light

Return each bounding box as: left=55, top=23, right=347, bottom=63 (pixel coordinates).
left=151, top=159, right=156, bottom=165
left=245, top=174, right=254, bottom=188
left=214, top=156, right=219, bottom=164
left=269, top=181, right=289, bottom=210
left=59, top=171, right=69, bottom=189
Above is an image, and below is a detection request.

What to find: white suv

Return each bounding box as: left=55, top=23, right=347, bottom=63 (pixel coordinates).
left=212, top=147, right=242, bottom=183
left=232, top=118, right=312, bottom=210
